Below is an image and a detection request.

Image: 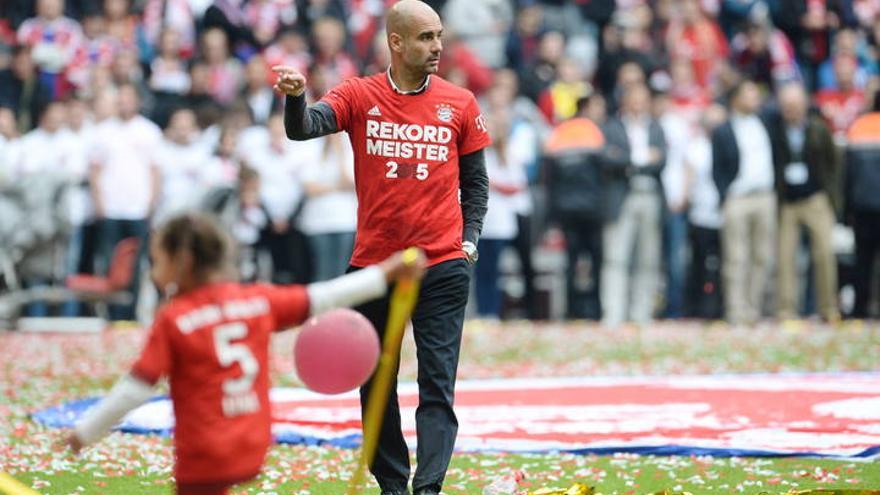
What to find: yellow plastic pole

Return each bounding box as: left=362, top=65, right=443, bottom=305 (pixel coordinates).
left=347, top=248, right=422, bottom=495
left=0, top=473, right=41, bottom=495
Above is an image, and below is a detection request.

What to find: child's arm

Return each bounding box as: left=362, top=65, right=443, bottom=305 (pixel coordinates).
left=306, top=249, right=426, bottom=316
left=70, top=313, right=173, bottom=453
left=306, top=266, right=388, bottom=316
left=270, top=249, right=426, bottom=329
left=68, top=374, right=155, bottom=453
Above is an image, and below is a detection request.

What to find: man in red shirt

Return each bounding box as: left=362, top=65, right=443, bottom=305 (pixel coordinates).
left=815, top=55, right=868, bottom=142
left=274, top=2, right=490, bottom=494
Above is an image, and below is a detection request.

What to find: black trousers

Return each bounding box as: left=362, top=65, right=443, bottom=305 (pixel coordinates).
left=686, top=224, right=723, bottom=319
left=264, top=226, right=311, bottom=284
left=561, top=219, right=603, bottom=320
left=513, top=214, right=537, bottom=319
left=853, top=211, right=880, bottom=318
left=352, top=258, right=470, bottom=493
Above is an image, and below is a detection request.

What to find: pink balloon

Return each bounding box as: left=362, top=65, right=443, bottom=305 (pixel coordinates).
left=294, top=308, right=380, bottom=395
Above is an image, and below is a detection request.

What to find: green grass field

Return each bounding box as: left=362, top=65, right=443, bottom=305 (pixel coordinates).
left=2, top=321, right=879, bottom=494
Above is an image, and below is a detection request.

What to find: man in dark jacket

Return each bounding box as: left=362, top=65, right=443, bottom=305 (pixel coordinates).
left=601, top=82, right=666, bottom=327
left=769, top=82, right=840, bottom=322
left=844, top=112, right=880, bottom=318
left=712, top=79, right=776, bottom=325
left=0, top=45, right=53, bottom=132
left=544, top=97, right=606, bottom=319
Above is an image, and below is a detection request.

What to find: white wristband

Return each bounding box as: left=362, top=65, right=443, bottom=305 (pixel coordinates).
left=307, top=266, right=387, bottom=316
left=74, top=374, right=155, bottom=447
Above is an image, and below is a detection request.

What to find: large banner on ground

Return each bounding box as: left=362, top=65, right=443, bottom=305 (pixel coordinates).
left=34, top=373, right=880, bottom=458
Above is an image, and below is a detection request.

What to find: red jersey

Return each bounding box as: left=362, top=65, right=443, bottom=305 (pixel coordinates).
left=815, top=89, right=867, bottom=138
left=131, top=282, right=309, bottom=484
left=320, top=72, right=491, bottom=267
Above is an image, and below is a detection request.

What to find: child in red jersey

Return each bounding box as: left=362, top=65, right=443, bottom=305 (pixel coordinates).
left=67, top=212, right=425, bottom=495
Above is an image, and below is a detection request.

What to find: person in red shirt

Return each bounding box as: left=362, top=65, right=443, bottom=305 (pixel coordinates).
left=815, top=55, right=868, bottom=141
left=665, top=0, right=728, bottom=89
left=273, top=2, right=490, bottom=493
left=67, top=212, right=425, bottom=495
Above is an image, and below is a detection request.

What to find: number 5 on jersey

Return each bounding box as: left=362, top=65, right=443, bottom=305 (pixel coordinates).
left=386, top=161, right=429, bottom=181
left=214, top=322, right=261, bottom=417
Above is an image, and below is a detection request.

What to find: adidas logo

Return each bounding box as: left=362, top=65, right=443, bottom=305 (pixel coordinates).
left=367, top=105, right=382, bottom=116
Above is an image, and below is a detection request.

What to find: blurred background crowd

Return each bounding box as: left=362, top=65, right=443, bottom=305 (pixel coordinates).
left=1, top=0, right=880, bottom=325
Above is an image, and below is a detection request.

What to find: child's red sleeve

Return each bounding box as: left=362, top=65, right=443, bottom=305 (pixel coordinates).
left=263, top=285, right=311, bottom=331
left=131, top=311, right=174, bottom=385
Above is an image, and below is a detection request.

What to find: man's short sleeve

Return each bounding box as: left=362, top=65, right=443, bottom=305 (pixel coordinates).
left=131, top=311, right=174, bottom=385
left=458, top=95, right=492, bottom=156
left=319, top=80, right=358, bottom=133
left=262, top=285, right=311, bottom=331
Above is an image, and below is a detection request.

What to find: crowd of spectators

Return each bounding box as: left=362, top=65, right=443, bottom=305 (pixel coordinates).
left=1, top=0, right=879, bottom=324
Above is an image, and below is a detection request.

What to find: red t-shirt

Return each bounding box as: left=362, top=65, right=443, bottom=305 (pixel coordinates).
left=320, top=72, right=492, bottom=266
left=131, top=282, right=310, bottom=485
left=815, top=89, right=867, bottom=138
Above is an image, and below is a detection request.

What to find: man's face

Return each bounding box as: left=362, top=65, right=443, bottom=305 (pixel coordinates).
left=680, top=0, right=700, bottom=23
left=834, top=56, right=857, bottom=89
left=393, top=14, right=443, bottom=75
left=66, top=100, right=88, bottom=128
left=118, top=86, right=140, bottom=118
left=747, top=27, right=768, bottom=53
left=40, top=103, right=65, bottom=133
left=779, top=89, right=807, bottom=124
left=624, top=87, right=650, bottom=116
left=167, top=110, right=197, bottom=144
left=734, top=82, right=761, bottom=114
left=38, top=0, right=64, bottom=20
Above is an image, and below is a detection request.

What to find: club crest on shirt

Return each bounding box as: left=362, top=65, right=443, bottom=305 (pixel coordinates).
left=436, top=103, right=454, bottom=122
left=475, top=114, right=488, bottom=133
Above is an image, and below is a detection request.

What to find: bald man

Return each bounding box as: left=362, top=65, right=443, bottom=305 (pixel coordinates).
left=274, top=2, right=490, bottom=494
left=770, top=82, right=840, bottom=323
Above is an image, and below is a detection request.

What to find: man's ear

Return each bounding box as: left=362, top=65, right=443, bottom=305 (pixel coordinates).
left=389, top=32, right=403, bottom=53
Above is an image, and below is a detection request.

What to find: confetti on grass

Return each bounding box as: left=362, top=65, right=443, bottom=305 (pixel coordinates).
left=2, top=322, right=879, bottom=494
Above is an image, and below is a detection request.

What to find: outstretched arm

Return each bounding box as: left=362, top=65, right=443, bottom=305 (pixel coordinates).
left=270, top=250, right=427, bottom=329
left=283, top=94, right=339, bottom=141
left=306, top=250, right=426, bottom=316
left=273, top=66, right=339, bottom=141
left=68, top=374, right=155, bottom=452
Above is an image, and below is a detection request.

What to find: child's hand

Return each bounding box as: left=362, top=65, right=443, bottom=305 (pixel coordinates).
left=380, top=248, right=426, bottom=283
left=64, top=431, right=84, bottom=455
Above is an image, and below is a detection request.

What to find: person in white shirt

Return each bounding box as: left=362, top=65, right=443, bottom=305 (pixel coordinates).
left=474, top=110, right=527, bottom=318
left=711, top=80, right=776, bottom=325
left=153, top=108, right=212, bottom=223
left=211, top=165, right=270, bottom=282
left=655, top=90, right=692, bottom=319
left=483, top=73, right=542, bottom=319
left=0, top=107, right=20, bottom=186
left=601, top=83, right=667, bottom=327
left=202, top=124, right=242, bottom=189
left=686, top=105, right=726, bottom=320
left=58, top=97, right=96, bottom=316
left=244, top=112, right=313, bottom=284
left=8, top=101, right=72, bottom=180
left=297, top=131, right=358, bottom=281
left=7, top=101, right=75, bottom=316
left=89, top=84, right=161, bottom=320
left=243, top=55, right=278, bottom=126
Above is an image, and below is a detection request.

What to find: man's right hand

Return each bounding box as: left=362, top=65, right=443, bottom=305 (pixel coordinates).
left=272, top=66, right=307, bottom=97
